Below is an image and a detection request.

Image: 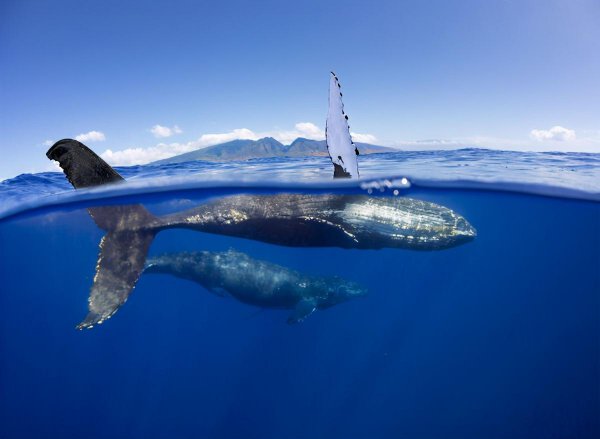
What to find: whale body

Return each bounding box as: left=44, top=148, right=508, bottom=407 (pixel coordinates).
left=145, top=250, right=367, bottom=324
left=46, top=139, right=476, bottom=251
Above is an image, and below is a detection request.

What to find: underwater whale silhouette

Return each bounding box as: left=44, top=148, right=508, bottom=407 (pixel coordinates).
left=46, top=139, right=476, bottom=328
left=145, top=250, right=368, bottom=324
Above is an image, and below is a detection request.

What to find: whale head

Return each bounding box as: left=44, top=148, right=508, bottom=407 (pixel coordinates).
left=321, top=279, right=368, bottom=308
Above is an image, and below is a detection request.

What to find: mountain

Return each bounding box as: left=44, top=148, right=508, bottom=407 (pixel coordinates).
left=152, top=137, right=396, bottom=165
left=152, top=137, right=287, bottom=165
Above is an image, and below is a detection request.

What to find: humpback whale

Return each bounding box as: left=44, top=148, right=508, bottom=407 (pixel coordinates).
left=145, top=250, right=367, bottom=324
left=46, top=139, right=476, bottom=328
left=46, top=139, right=476, bottom=251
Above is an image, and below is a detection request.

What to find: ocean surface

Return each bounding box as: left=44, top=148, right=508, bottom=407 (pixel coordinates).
left=0, top=149, right=599, bottom=439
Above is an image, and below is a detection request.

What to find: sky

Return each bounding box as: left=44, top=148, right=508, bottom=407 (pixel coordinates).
left=1, top=0, right=599, bottom=179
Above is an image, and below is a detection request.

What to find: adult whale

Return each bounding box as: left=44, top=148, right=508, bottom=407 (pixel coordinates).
left=46, top=139, right=476, bottom=328
left=46, top=139, right=476, bottom=251
left=144, top=250, right=367, bottom=325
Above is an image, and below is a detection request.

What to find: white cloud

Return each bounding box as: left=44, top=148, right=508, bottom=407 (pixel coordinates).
left=294, top=122, right=324, bottom=139
left=150, top=124, right=183, bottom=138
left=351, top=132, right=377, bottom=143
left=75, top=130, right=106, bottom=142
left=265, top=122, right=323, bottom=144
left=530, top=126, right=576, bottom=142
left=194, top=128, right=260, bottom=146
left=42, top=140, right=54, bottom=147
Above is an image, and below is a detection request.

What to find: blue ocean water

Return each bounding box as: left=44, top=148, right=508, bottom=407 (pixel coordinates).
left=0, top=150, right=599, bottom=438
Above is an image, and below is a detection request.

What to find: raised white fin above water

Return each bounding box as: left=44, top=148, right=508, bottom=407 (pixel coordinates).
left=326, top=72, right=359, bottom=178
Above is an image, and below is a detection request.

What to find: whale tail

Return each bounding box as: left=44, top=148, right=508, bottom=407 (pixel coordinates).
left=47, top=139, right=158, bottom=329
left=77, top=229, right=156, bottom=329
left=47, top=139, right=124, bottom=188
left=47, top=139, right=157, bottom=230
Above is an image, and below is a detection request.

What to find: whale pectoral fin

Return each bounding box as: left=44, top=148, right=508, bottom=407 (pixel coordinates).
left=287, top=298, right=317, bottom=324
left=77, top=229, right=155, bottom=330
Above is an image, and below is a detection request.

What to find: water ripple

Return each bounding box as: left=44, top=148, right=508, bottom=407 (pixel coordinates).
left=1, top=149, right=598, bottom=220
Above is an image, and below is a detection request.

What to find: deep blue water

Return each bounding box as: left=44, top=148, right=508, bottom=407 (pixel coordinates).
left=0, top=151, right=599, bottom=438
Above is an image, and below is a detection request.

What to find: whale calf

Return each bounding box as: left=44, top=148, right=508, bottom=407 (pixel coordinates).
left=145, top=250, right=367, bottom=324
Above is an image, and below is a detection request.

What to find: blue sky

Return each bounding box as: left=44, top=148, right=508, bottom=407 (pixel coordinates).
left=1, top=0, right=599, bottom=179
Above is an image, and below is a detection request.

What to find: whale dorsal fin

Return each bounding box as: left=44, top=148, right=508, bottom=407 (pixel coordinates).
left=326, top=72, right=359, bottom=178
left=287, top=298, right=317, bottom=324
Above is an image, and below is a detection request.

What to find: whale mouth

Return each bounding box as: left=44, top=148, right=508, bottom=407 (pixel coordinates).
left=455, top=218, right=477, bottom=239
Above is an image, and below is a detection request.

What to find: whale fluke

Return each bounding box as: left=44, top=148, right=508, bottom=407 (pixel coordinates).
left=47, top=139, right=158, bottom=328
left=46, top=139, right=124, bottom=188
left=78, top=229, right=156, bottom=329
left=47, top=139, right=156, bottom=231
